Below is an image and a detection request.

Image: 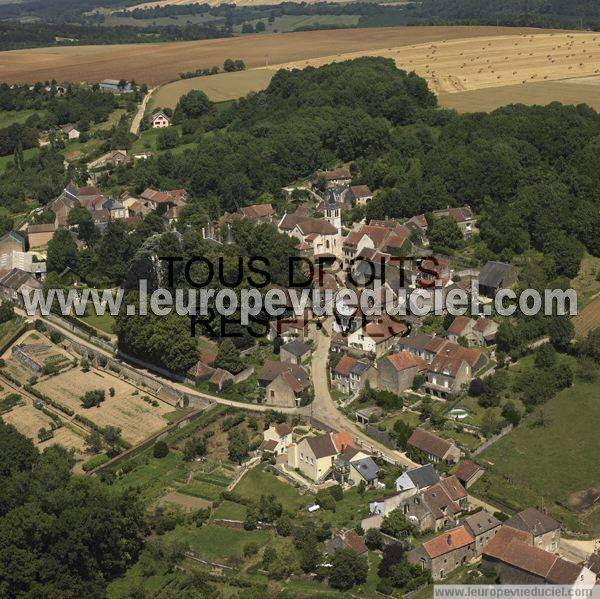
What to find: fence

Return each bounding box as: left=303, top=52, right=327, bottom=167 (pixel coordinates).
left=46, top=313, right=114, bottom=353
left=471, top=424, right=513, bottom=456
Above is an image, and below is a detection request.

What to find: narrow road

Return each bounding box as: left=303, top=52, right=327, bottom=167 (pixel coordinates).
left=129, top=88, right=154, bottom=136
left=310, top=318, right=416, bottom=468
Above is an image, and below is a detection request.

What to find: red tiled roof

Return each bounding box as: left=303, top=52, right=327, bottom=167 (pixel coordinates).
left=332, top=431, right=356, bottom=453
left=386, top=351, right=426, bottom=372
left=546, top=558, right=584, bottom=585
left=274, top=422, right=292, bottom=437
left=259, top=439, right=278, bottom=452
left=482, top=525, right=533, bottom=561
left=422, top=526, right=474, bottom=558
left=500, top=540, right=558, bottom=578
left=448, top=316, right=473, bottom=336
left=341, top=529, right=368, bottom=554
left=364, top=316, right=407, bottom=343
left=422, top=482, right=461, bottom=519
left=334, top=355, right=360, bottom=376
left=473, top=317, right=495, bottom=333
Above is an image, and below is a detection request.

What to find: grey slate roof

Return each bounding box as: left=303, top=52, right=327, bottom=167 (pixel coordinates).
left=351, top=361, right=370, bottom=377
left=505, top=508, right=560, bottom=537
left=479, top=261, right=516, bottom=289
left=351, top=457, right=380, bottom=482
left=281, top=339, right=310, bottom=358
left=407, top=463, right=440, bottom=489
left=462, top=511, right=501, bottom=537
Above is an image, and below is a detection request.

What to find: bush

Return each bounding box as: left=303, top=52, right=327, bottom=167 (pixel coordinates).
left=82, top=453, right=109, bottom=471
left=365, top=528, right=383, bottom=550
left=243, top=542, right=259, bottom=557
left=153, top=440, right=169, bottom=458
left=329, top=484, right=343, bottom=501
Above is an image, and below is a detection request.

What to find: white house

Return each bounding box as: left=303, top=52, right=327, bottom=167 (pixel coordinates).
left=260, top=422, right=293, bottom=455
left=151, top=111, right=171, bottom=128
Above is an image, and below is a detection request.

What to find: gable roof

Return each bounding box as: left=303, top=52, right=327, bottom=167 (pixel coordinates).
left=281, top=339, right=310, bottom=358
left=422, top=526, right=474, bottom=559
left=364, top=316, right=407, bottom=343
left=350, top=185, right=372, bottom=198
left=385, top=351, right=426, bottom=372
left=341, top=529, right=368, bottom=554
left=239, top=203, right=274, bottom=220
left=479, top=261, right=516, bottom=289
left=331, top=431, right=356, bottom=453
left=441, top=475, right=467, bottom=501
left=351, top=457, right=380, bottom=483
left=28, top=223, right=56, bottom=234
left=482, top=525, right=533, bottom=561
left=505, top=508, right=560, bottom=537
left=462, top=511, right=501, bottom=537
left=498, top=539, right=558, bottom=578
left=0, top=268, right=42, bottom=292
left=473, top=317, right=496, bottom=333
left=334, top=355, right=369, bottom=377
left=0, top=231, right=25, bottom=248
left=453, top=460, right=483, bottom=485
left=546, top=558, right=584, bottom=585
left=406, top=463, right=440, bottom=489
left=321, top=167, right=351, bottom=181
left=422, top=482, right=461, bottom=519
left=257, top=361, right=309, bottom=394
left=408, top=428, right=456, bottom=460
left=306, top=433, right=338, bottom=459
left=447, top=316, right=473, bottom=336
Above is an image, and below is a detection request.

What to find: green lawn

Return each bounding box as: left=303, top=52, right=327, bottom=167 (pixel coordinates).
left=164, top=523, right=272, bottom=561
left=0, top=147, right=39, bottom=174
left=77, top=309, right=116, bottom=335
left=472, top=376, right=600, bottom=535
left=211, top=500, right=247, bottom=521
left=179, top=480, right=223, bottom=501
left=0, top=109, right=42, bottom=127
left=239, top=14, right=359, bottom=34
left=235, top=464, right=311, bottom=512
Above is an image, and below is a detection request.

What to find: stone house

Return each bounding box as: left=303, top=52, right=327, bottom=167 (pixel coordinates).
left=347, top=315, right=407, bottom=357
left=452, top=460, right=485, bottom=489
left=425, top=352, right=471, bottom=398
left=461, top=511, right=502, bottom=555
left=280, top=339, right=311, bottom=365
left=478, top=261, right=517, bottom=298
left=431, top=206, right=477, bottom=239
left=372, top=350, right=426, bottom=395
left=60, top=124, right=80, bottom=140
left=505, top=508, right=561, bottom=553
left=395, top=463, right=440, bottom=496
left=408, top=525, right=476, bottom=580
left=257, top=361, right=310, bottom=408
left=349, top=185, right=373, bottom=206
left=407, top=428, right=462, bottom=464
left=0, top=268, right=43, bottom=307
left=447, top=316, right=498, bottom=347
left=332, top=355, right=370, bottom=395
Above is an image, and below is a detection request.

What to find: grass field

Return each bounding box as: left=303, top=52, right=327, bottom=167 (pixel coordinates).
left=573, top=297, right=600, bottom=339
left=0, top=108, right=42, bottom=127
left=472, top=375, right=600, bottom=535
left=0, top=26, right=555, bottom=85
left=77, top=309, right=116, bottom=335
left=239, top=14, right=360, bottom=34
left=235, top=464, right=312, bottom=512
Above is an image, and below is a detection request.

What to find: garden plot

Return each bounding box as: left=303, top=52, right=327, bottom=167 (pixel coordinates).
left=34, top=368, right=172, bottom=444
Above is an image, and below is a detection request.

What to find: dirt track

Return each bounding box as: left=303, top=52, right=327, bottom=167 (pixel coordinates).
left=0, top=26, right=559, bottom=85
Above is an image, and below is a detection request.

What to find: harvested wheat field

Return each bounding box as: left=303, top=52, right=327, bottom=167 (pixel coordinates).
left=0, top=26, right=557, bottom=85
left=34, top=368, right=172, bottom=444
left=438, top=78, right=600, bottom=112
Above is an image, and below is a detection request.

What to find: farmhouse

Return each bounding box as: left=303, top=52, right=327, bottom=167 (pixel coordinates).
left=257, top=361, right=310, bottom=407
left=151, top=110, right=171, bottom=128
left=260, top=422, right=293, bottom=455
left=349, top=185, right=373, bottom=206
left=324, top=529, right=368, bottom=556
left=60, top=124, right=80, bottom=140
left=314, top=167, right=351, bottom=187
left=482, top=525, right=595, bottom=586
left=408, top=428, right=461, bottom=464
left=347, top=315, right=407, bottom=357
left=0, top=268, right=43, bottom=306
left=432, top=206, right=477, bottom=238
left=408, top=525, right=476, bottom=580
left=87, top=149, right=129, bottom=172
left=505, top=508, right=561, bottom=553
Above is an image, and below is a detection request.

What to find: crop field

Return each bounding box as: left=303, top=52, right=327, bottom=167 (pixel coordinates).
left=34, top=368, right=172, bottom=444
left=573, top=296, right=600, bottom=338
left=151, top=29, right=600, bottom=110
left=0, top=26, right=551, bottom=85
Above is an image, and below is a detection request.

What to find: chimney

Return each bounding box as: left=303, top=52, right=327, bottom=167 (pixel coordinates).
left=447, top=535, right=452, bottom=546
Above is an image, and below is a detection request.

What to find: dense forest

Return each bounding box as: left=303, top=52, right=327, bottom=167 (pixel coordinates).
left=0, top=420, right=145, bottom=596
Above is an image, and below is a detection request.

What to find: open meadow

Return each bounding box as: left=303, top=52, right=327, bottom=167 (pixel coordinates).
left=472, top=372, right=600, bottom=536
